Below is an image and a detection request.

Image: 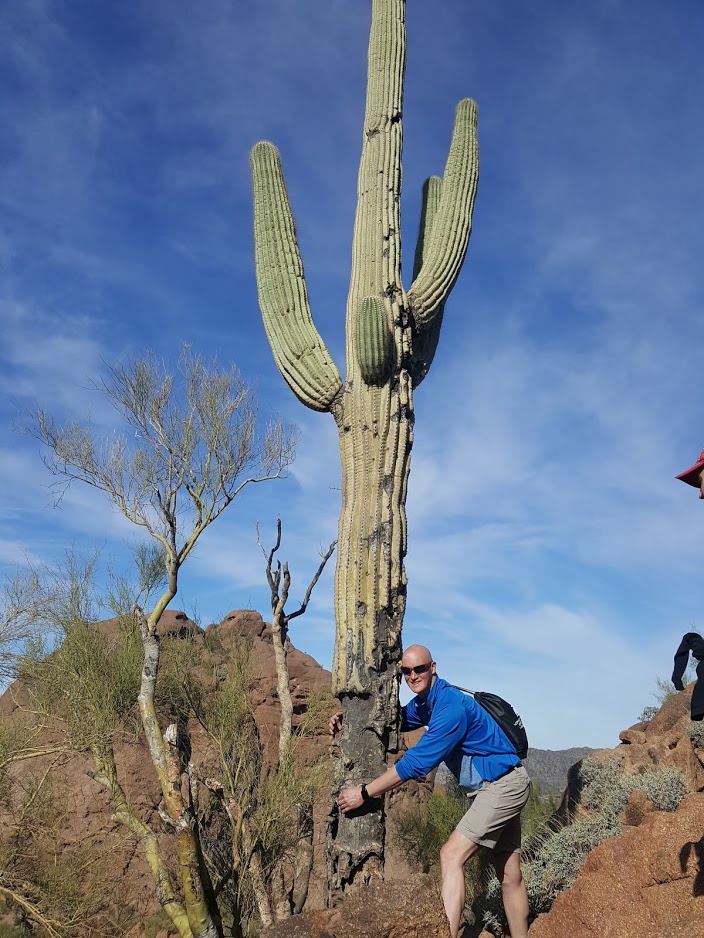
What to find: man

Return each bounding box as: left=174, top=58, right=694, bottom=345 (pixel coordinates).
left=673, top=451, right=704, bottom=720
left=671, top=632, right=704, bottom=721
left=331, top=644, right=530, bottom=938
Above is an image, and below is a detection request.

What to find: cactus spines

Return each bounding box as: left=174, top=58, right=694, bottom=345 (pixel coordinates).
left=251, top=141, right=343, bottom=412
left=356, top=296, right=395, bottom=384
left=250, top=0, right=478, bottom=895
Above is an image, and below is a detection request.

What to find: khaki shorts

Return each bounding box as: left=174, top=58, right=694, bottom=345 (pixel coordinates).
left=456, top=765, right=531, bottom=853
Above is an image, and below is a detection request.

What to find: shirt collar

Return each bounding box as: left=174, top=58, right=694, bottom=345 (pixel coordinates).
left=418, top=675, right=446, bottom=712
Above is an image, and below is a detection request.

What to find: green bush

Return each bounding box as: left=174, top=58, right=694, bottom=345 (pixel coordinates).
left=686, top=721, right=704, bottom=749
left=478, top=757, right=688, bottom=932
left=521, top=779, right=558, bottom=840
left=395, top=788, right=468, bottom=873
left=24, top=615, right=142, bottom=751
left=639, top=669, right=697, bottom=721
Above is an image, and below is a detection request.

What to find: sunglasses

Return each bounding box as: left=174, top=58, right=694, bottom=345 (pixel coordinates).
left=400, top=663, right=431, bottom=676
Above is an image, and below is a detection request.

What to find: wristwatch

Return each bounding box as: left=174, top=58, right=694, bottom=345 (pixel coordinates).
left=360, top=784, right=372, bottom=803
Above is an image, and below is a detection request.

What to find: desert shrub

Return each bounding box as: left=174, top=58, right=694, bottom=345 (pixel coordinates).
left=686, top=720, right=704, bottom=748
left=521, top=779, right=558, bottom=840
left=23, top=614, right=142, bottom=752
left=1, top=769, right=137, bottom=937
left=478, top=757, right=688, bottom=933
left=628, top=766, right=688, bottom=811
left=639, top=668, right=697, bottom=721
left=192, top=639, right=333, bottom=932
left=203, top=627, right=225, bottom=654
left=395, top=787, right=468, bottom=873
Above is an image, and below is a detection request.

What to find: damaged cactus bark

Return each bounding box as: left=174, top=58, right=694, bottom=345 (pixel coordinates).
left=250, top=0, right=478, bottom=899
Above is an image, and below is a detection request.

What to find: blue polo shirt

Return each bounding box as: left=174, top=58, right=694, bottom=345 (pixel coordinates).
left=395, top=677, right=520, bottom=788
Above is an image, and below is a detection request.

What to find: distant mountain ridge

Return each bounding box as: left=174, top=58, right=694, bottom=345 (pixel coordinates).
left=435, top=746, right=596, bottom=798
left=524, top=747, right=596, bottom=796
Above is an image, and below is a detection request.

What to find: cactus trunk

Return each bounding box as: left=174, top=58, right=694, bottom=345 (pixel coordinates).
left=324, top=0, right=409, bottom=894
left=250, top=0, right=478, bottom=896
left=326, top=377, right=411, bottom=895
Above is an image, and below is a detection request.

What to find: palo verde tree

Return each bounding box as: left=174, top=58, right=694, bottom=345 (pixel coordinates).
left=30, top=348, right=296, bottom=938
left=0, top=563, right=60, bottom=687
left=250, top=0, right=478, bottom=895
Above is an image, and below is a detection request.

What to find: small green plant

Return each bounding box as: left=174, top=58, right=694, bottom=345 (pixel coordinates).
left=639, top=668, right=697, bottom=721
left=686, top=721, right=704, bottom=748
left=395, top=788, right=467, bottom=873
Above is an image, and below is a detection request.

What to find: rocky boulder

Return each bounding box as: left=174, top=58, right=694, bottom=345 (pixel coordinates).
left=529, top=792, right=704, bottom=937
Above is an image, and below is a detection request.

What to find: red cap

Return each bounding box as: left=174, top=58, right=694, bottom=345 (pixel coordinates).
left=675, top=449, right=704, bottom=487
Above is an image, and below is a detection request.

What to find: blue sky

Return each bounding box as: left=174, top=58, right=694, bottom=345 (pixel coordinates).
left=2, top=0, right=704, bottom=749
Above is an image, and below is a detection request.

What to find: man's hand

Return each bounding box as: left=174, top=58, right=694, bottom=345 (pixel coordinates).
left=337, top=785, right=364, bottom=813
left=328, top=711, right=343, bottom=737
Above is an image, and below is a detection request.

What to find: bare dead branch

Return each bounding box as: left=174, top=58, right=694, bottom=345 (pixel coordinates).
left=287, top=539, right=337, bottom=622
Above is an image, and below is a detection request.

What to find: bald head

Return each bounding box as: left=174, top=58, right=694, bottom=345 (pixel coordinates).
left=400, top=644, right=436, bottom=697
left=402, top=644, right=433, bottom=664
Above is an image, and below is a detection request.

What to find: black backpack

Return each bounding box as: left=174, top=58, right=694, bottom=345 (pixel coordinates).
left=455, top=687, right=529, bottom=760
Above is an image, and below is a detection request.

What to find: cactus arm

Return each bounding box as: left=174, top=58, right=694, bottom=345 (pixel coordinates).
left=251, top=141, right=343, bottom=413
left=411, top=175, right=443, bottom=281
left=407, top=98, right=479, bottom=330
left=356, top=296, right=396, bottom=385
left=409, top=176, right=444, bottom=386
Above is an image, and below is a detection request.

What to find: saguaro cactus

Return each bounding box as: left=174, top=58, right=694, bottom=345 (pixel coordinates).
left=250, top=0, right=478, bottom=897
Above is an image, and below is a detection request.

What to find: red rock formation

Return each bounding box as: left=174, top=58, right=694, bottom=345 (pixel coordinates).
left=0, top=610, right=335, bottom=932
left=1, top=609, right=434, bottom=936
left=530, top=684, right=704, bottom=937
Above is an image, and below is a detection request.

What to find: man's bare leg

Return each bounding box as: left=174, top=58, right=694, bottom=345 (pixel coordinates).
left=492, top=851, right=529, bottom=938
left=439, top=830, right=480, bottom=938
